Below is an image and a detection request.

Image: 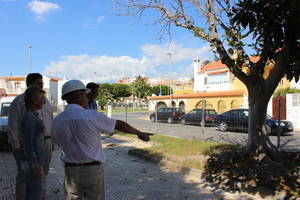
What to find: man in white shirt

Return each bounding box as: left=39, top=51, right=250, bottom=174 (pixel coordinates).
left=8, top=73, right=53, bottom=200
left=52, top=80, right=152, bottom=200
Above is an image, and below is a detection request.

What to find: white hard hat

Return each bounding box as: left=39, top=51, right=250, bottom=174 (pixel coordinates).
left=61, top=80, right=91, bottom=98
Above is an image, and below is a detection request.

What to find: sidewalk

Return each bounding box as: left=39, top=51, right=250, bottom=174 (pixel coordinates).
left=0, top=135, right=264, bottom=200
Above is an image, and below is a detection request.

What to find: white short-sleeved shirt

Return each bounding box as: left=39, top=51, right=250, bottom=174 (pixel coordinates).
left=52, top=104, right=116, bottom=164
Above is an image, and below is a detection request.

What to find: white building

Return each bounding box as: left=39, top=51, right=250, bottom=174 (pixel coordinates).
left=193, top=58, right=233, bottom=92
left=0, top=75, right=64, bottom=107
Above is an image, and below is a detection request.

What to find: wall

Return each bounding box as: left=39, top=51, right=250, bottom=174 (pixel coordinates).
left=186, top=96, right=244, bottom=113
left=286, top=94, right=300, bottom=131
left=49, top=80, right=58, bottom=105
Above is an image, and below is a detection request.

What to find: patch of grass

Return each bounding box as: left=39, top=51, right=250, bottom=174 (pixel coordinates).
left=116, top=131, right=239, bottom=169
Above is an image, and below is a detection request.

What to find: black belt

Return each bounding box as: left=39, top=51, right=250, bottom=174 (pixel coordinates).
left=44, top=136, right=51, bottom=140
left=64, top=161, right=101, bottom=167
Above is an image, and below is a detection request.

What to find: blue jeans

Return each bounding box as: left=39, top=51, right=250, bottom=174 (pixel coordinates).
left=13, top=151, right=26, bottom=200
left=20, top=160, right=44, bottom=200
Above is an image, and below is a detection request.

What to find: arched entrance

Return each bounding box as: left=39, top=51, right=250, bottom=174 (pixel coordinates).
left=179, top=101, right=185, bottom=111
left=218, top=100, right=226, bottom=113
left=231, top=100, right=239, bottom=109
left=196, top=100, right=213, bottom=109
left=171, top=101, right=176, bottom=107
left=157, top=101, right=167, bottom=109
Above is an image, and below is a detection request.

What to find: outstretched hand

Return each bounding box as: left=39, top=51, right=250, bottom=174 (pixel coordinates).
left=137, top=132, right=153, bottom=142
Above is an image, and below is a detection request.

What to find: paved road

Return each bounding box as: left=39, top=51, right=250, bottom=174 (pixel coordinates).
left=112, top=112, right=300, bottom=152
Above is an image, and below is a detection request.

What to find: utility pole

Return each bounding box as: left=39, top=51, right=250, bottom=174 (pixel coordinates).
left=27, top=45, right=32, bottom=73
left=166, top=52, right=172, bottom=106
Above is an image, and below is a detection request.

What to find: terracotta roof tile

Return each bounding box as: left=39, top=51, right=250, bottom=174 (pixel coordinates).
left=199, top=61, right=226, bottom=73
left=148, top=90, right=246, bottom=100
left=0, top=76, right=25, bottom=81
left=207, top=69, right=229, bottom=75
left=199, top=56, right=260, bottom=73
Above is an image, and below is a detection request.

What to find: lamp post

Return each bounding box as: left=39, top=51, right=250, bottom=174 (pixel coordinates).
left=27, top=45, right=32, bottom=73
left=156, top=65, right=163, bottom=96
left=166, top=52, right=172, bottom=106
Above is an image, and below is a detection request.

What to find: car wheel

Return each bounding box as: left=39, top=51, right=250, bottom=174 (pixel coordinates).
left=219, top=121, right=228, bottom=132
left=150, top=116, right=156, bottom=122
left=181, top=118, right=186, bottom=125
left=167, top=117, right=173, bottom=124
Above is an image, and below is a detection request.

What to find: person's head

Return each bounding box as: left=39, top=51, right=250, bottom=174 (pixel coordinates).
left=86, top=82, right=99, bottom=101
left=24, top=86, right=46, bottom=111
left=26, top=73, right=43, bottom=89
left=61, top=80, right=91, bottom=108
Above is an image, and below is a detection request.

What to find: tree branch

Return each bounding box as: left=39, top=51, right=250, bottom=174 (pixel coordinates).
left=265, top=44, right=291, bottom=95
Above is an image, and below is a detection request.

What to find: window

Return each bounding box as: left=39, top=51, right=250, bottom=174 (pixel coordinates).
left=292, top=94, right=300, bottom=106
left=196, top=109, right=203, bottom=115
left=242, top=110, right=249, bottom=117
left=14, top=82, right=21, bottom=88
left=279, top=79, right=284, bottom=86
left=208, top=110, right=217, bottom=114
left=189, top=110, right=198, bottom=115
left=230, top=110, right=240, bottom=117
left=207, top=73, right=228, bottom=84
left=158, top=108, right=165, bottom=112
left=1, top=102, right=11, bottom=117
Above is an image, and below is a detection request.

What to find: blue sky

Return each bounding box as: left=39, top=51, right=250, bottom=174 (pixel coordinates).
left=0, top=0, right=213, bottom=82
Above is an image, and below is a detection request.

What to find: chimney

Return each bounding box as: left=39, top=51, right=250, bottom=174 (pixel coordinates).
left=193, top=58, right=201, bottom=75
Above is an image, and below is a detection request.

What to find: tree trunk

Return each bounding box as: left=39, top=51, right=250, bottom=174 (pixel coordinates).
left=246, top=88, right=279, bottom=161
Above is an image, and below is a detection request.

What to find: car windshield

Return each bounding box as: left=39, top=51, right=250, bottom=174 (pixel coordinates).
left=0, top=102, right=11, bottom=117
left=175, top=108, right=182, bottom=113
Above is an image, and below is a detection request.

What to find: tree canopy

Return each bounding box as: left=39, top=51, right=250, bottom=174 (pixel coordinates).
left=115, top=0, right=300, bottom=160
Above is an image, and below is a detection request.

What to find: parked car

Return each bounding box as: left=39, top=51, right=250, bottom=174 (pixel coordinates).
left=215, top=108, right=294, bottom=135
left=0, top=97, right=13, bottom=150
left=180, top=109, right=217, bottom=126
left=149, top=107, right=185, bottom=124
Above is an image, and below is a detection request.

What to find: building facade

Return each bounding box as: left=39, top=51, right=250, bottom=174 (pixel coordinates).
left=0, top=76, right=63, bottom=107
left=149, top=57, right=293, bottom=116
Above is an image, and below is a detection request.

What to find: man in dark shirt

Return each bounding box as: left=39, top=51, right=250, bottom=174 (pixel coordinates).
left=86, top=82, right=99, bottom=110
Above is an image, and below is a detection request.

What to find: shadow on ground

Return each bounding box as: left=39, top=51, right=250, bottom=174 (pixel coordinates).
left=203, top=146, right=300, bottom=199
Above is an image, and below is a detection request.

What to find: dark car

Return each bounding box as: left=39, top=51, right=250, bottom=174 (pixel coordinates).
left=215, top=108, right=294, bottom=135
left=180, top=109, right=217, bottom=126
left=149, top=107, right=185, bottom=124
left=0, top=101, right=12, bottom=150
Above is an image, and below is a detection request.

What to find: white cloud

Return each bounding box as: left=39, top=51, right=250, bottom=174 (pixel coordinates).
left=43, top=42, right=211, bottom=82
left=141, top=42, right=211, bottom=66
left=96, top=16, right=104, bottom=23
left=27, top=0, right=61, bottom=22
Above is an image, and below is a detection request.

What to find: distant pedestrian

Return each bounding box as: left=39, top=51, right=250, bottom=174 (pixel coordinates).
left=22, top=86, right=46, bottom=200
left=8, top=73, right=53, bottom=199
left=86, top=82, right=99, bottom=110
left=52, top=80, right=152, bottom=200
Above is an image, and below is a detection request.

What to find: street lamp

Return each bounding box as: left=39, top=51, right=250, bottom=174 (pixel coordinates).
left=156, top=64, right=163, bottom=96
left=94, top=72, right=97, bottom=81
left=27, top=45, right=32, bottom=73
left=166, top=52, right=172, bottom=106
